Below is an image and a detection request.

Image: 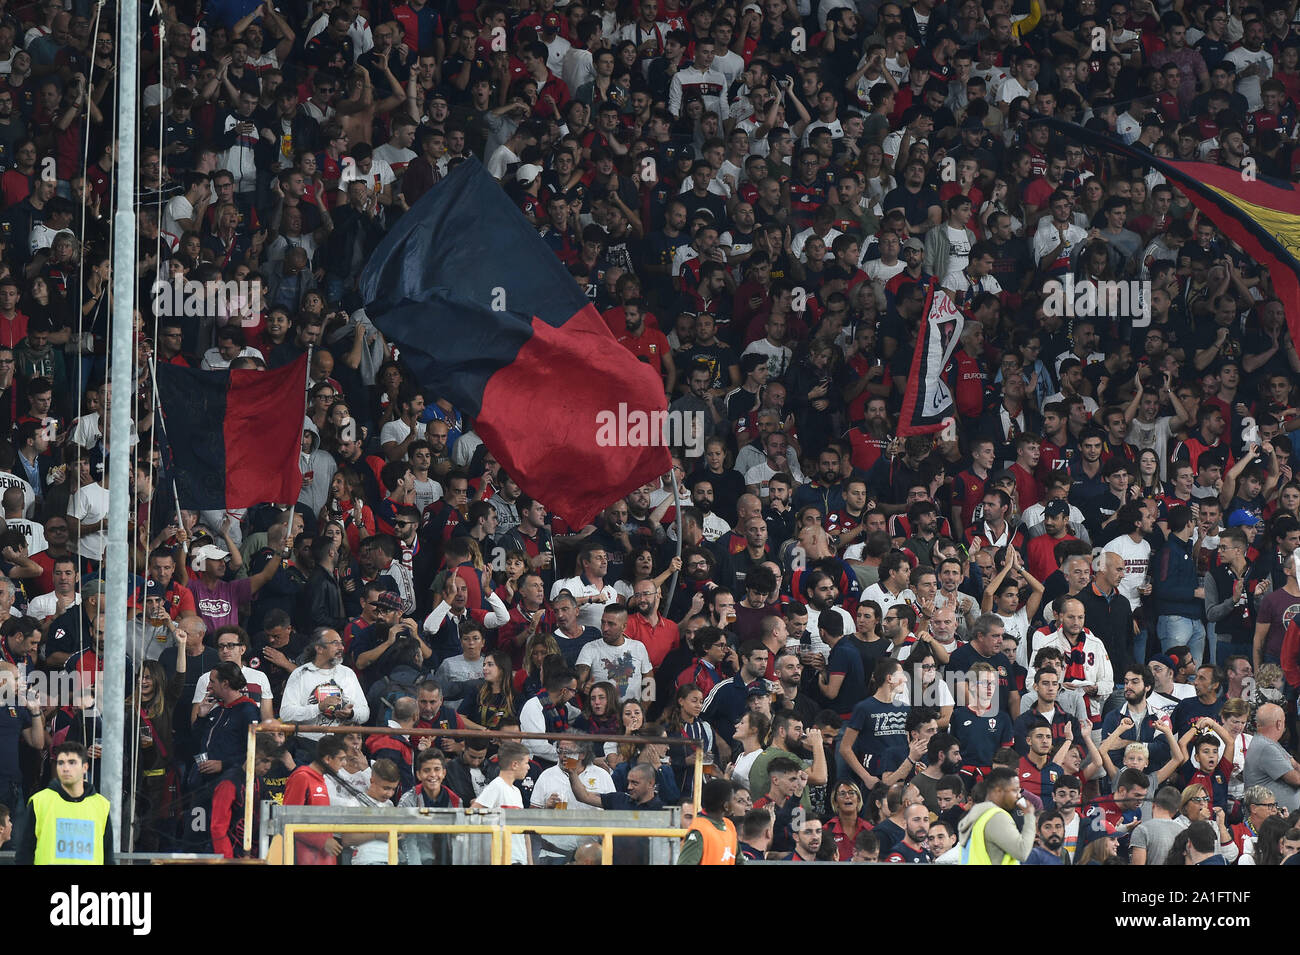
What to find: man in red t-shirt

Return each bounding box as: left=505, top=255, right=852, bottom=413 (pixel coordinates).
left=1009, top=432, right=1044, bottom=511
left=615, top=300, right=674, bottom=391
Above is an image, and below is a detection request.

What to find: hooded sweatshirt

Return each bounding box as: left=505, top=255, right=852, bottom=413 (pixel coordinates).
left=299, top=417, right=337, bottom=516
left=956, top=800, right=1036, bottom=864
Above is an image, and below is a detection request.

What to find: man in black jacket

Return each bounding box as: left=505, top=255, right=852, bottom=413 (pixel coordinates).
left=323, top=179, right=385, bottom=305
left=1076, top=549, right=1135, bottom=713
left=298, top=538, right=345, bottom=633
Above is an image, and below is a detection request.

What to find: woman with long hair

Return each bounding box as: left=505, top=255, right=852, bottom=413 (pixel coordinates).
left=464, top=649, right=516, bottom=734
left=899, top=644, right=954, bottom=729
left=824, top=780, right=868, bottom=861
left=319, top=467, right=375, bottom=553
left=1134, top=448, right=1163, bottom=500
left=514, top=631, right=561, bottom=698
left=852, top=600, right=889, bottom=662
left=1076, top=830, right=1118, bottom=865
left=1248, top=816, right=1290, bottom=865
left=126, top=652, right=187, bottom=851
left=580, top=681, right=621, bottom=736
left=728, top=710, right=769, bottom=789
left=664, top=683, right=715, bottom=790
left=615, top=544, right=675, bottom=601
left=615, top=698, right=647, bottom=766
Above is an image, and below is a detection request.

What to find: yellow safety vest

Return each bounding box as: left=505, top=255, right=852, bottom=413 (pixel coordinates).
left=960, top=807, right=1020, bottom=865
left=29, top=787, right=111, bottom=865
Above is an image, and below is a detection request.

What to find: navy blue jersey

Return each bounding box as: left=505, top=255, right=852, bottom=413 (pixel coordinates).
left=884, top=839, right=932, bottom=863
left=950, top=706, right=1013, bottom=771
left=847, top=696, right=910, bottom=766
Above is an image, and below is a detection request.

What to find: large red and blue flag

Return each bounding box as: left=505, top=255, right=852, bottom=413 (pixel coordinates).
left=359, top=159, right=670, bottom=528
left=156, top=354, right=307, bottom=509
left=1037, top=115, right=1300, bottom=346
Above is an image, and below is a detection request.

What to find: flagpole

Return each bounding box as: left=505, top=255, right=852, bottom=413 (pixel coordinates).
left=666, top=467, right=683, bottom=604
left=103, top=0, right=140, bottom=851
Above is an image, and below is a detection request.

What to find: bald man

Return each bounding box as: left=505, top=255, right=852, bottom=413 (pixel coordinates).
left=1243, top=703, right=1300, bottom=813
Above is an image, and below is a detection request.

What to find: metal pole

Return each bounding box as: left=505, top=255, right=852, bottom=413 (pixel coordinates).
left=102, top=0, right=140, bottom=856
left=243, top=723, right=258, bottom=854
left=666, top=467, right=683, bottom=604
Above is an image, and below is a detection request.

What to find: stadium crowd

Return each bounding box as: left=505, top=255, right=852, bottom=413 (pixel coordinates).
left=1, top=0, right=1300, bottom=864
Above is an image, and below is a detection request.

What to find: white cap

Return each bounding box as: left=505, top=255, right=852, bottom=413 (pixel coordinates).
left=191, top=543, right=231, bottom=571
left=516, top=163, right=543, bottom=185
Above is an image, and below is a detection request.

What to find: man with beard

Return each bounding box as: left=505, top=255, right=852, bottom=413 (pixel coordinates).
left=912, top=732, right=962, bottom=814
left=901, top=501, right=941, bottom=568
left=764, top=475, right=797, bottom=546
left=624, top=579, right=679, bottom=670
left=956, top=765, right=1037, bottom=864
left=1026, top=810, right=1071, bottom=864
left=744, top=431, right=798, bottom=501
left=1033, top=598, right=1113, bottom=732
left=788, top=526, right=862, bottom=614
left=669, top=544, right=719, bottom=620
left=691, top=479, right=731, bottom=543
left=847, top=398, right=892, bottom=473
left=670, top=362, right=727, bottom=443
left=794, top=447, right=847, bottom=516
left=723, top=516, right=771, bottom=593
left=795, top=568, right=856, bottom=647
left=615, top=301, right=676, bottom=390
left=884, top=801, right=933, bottom=863
left=734, top=567, right=781, bottom=644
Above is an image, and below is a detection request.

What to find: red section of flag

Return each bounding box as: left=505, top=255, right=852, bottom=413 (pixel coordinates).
left=477, top=305, right=671, bottom=528
left=222, top=355, right=308, bottom=508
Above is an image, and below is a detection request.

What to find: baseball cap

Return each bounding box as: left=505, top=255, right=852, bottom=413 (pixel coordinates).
left=962, top=114, right=985, bottom=131
left=1044, top=500, right=1070, bottom=518
left=542, top=11, right=561, bottom=29
left=903, top=237, right=924, bottom=253
left=191, top=543, right=231, bottom=570
left=144, top=578, right=165, bottom=599
left=82, top=578, right=104, bottom=599
left=1228, top=509, right=1262, bottom=528
left=374, top=591, right=403, bottom=612
left=515, top=163, right=543, bottom=185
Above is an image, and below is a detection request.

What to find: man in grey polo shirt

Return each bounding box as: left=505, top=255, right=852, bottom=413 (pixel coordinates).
left=1244, top=703, right=1300, bottom=813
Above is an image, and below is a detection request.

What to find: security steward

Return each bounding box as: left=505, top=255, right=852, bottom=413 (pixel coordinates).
left=15, top=742, right=114, bottom=865
left=677, top=777, right=741, bottom=865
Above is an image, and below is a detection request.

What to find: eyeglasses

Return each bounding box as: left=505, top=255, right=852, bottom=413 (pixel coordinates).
left=1188, top=795, right=1210, bottom=804
left=217, top=642, right=241, bottom=649
left=0, top=359, right=14, bottom=364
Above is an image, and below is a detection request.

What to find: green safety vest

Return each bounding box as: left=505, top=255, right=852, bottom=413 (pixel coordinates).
left=29, top=787, right=111, bottom=865
left=960, top=807, right=1020, bottom=866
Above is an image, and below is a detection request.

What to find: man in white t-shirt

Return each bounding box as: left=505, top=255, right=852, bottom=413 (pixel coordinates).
left=1103, top=502, right=1155, bottom=613
left=192, top=625, right=275, bottom=720
left=575, top=605, right=654, bottom=702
